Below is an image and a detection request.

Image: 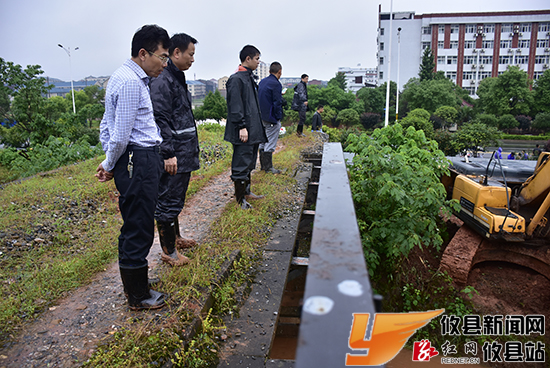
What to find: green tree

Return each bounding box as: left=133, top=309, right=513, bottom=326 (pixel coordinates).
left=194, top=90, right=227, bottom=122
left=454, top=122, right=501, bottom=155
left=419, top=47, right=435, bottom=81
left=533, top=69, right=550, bottom=115
left=434, top=106, right=458, bottom=130
left=328, top=72, right=347, bottom=91
left=532, top=112, right=550, bottom=133
left=356, top=87, right=385, bottom=115
left=83, top=85, right=106, bottom=105
left=475, top=113, right=498, bottom=128
left=336, top=108, right=360, bottom=127
left=477, top=66, right=533, bottom=116
left=401, top=78, right=461, bottom=114
left=320, top=105, right=337, bottom=127
left=400, top=108, right=434, bottom=139
left=498, top=114, right=519, bottom=130
left=346, top=124, right=455, bottom=276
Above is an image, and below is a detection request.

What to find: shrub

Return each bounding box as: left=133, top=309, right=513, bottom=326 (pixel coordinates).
left=336, top=108, right=360, bottom=127
left=400, top=108, right=434, bottom=139
left=360, top=112, right=382, bottom=131
left=498, top=114, right=519, bottom=130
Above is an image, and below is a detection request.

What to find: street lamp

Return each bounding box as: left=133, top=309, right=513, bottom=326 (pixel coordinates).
left=396, top=27, right=401, bottom=121
left=58, top=44, right=79, bottom=114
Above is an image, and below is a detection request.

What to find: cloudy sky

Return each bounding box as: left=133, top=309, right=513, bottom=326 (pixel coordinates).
left=1, top=0, right=548, bottom=82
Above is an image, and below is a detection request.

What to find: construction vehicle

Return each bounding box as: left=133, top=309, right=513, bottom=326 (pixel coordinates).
left=440, top=152, right=550, bottom=285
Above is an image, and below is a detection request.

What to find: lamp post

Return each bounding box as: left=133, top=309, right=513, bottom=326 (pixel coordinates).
left=396, top=27, right=401, bottom=121
left=58, top=44, right=79, bottom=114
left=384, top=0, right=393, bottom=127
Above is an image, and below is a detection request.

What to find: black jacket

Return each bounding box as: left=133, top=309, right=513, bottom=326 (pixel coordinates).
left=150, top=59, right=200, bottom=173
left=224, top=67, right=267, bottom=145
left=291, top=80, right=308, bottom=112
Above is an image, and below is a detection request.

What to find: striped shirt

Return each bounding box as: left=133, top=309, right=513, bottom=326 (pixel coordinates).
left=99, top=59, right=162, bottom=172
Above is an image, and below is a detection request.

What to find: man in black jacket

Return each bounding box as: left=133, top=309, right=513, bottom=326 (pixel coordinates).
left=292, top=74, right=309, bottom=136
left=150, top=33, right=200, bottom=266
left=224, top=45, right=267, bottom=209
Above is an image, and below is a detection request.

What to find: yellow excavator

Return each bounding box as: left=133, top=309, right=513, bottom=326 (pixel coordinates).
left=444, top=152, right=550, bottom=242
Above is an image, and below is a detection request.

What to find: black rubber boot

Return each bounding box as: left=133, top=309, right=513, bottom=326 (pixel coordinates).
left=264, top=152, right=281, bottom=174
left=245, top=180, right=265, bottom=200
left=157, top=220, right=176, bottom=256
left=120, top=266, right=166, bottom=311
left=259, top=149, right=266, bottom=171
left=235, top=180, right=252, bottom=209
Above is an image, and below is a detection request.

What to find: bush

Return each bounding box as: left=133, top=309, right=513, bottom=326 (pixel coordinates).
left=475, top=113, right=498, bottom=128
left=532, top=112, right=550, bottom=133
left=336, top=108, right=360, bottom=127
left=515, top=115, right=532, bottom=131
left=434, top=129, right=458, bottom=156
left=400, top=108, right=434, bottom=139
left=346, top=124, right=456, bottom=277
left=359, top=112, right=382, bottom=131
left=498, top=114, right=519, bottom=130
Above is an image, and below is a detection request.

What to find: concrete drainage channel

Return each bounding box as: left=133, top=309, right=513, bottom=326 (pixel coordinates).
left=218, top=143, right=381, bottom=368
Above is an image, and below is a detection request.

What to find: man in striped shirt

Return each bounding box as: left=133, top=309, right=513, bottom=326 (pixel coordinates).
left=95, top=24, right=171, bottom=311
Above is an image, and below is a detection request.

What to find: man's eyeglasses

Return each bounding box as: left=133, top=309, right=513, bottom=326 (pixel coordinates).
left=148, top=51, right=169, bottom=63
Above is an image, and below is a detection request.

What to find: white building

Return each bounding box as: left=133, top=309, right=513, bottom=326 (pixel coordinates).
left=187, top=80, right=206, bottom=99
left=253, top=61, right=269, bottom=81
left=377, top=8, right=550, bottom=95
left=338, top=66, right=378, bottom=92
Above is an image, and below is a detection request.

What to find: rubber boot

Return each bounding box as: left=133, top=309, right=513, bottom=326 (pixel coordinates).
left=173, top=217, right=196, bottom=249
left=245, top=180, right=265, bottom=200
left=119, top=265, right=166, bottom=311
left=235, top=180, right=252, bottom=209
left=264, top=152, right=281, bottom=174
left=259, top=149, right=267, bottom=171
left=157, top=220, right=189, bottom=266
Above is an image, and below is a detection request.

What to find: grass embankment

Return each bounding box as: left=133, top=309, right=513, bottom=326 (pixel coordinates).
left=0, top=124, right=231, bottom=344
left=0, top=123, right=315, bottom=367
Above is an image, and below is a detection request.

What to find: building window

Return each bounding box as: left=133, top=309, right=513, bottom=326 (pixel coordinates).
left=480, top=56, right=493, bottom=64
left=464, top=86, right=476, bottom=96
left=422, top=42, right=431, bottom=50
left=464, top=56, right=475, bottom=64
left=379, top=71, right=383, bottom=79
left=447, top=56, right=458, bottom=64
left=500, top=40, right=512, bottom=48
left=463, top=71, right=475, bottom=80
left=380, top=28, right=384, bottom=36
left=465, top=24, right=476, bottom=33
left=450, top=25, right=459, bottom=34
left=380, top=42, right=384, bottom=51
left=539, top=23, right=549, bottom=32
left=482, top=40, right=494, bottom=49
left=515, top=55, right=528, bottom=64
left=520, top=23, right=531, bottom=33
left=484, top=24, right=495, bottom=33
left=479, top=71, right=491, bottom=80
left=355, top=76, right=363, bottom=84
left=537, top=39, right=549, bottom=48
left=501, top=24, right=513, bottom=33
left=518, top=40, right=530, bottom=48
left=422, top=26, right=431, bottom=35
left=438, top=41, right=444, bottom=49
left=464, top=40, right=475, bottom=49
left=437, top=56, right=446, bottom=64
left=447, top=71, right=457, bottom=80
left=534, top=71, right=544, bottom=79
left=438, top=25, right=445, bottom=34
left=535, top=55, right=549, bottom=64
left=450, top=41, right=459, bottom=49
left=499, top=55, right=512, bottom=64
left=379, top=57, right=384, bottom=65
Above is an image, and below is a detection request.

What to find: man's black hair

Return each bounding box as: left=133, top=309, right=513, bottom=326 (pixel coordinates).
left=301, top=74, right=309, bottom=79
left=269, top=62, right=282, bottom=74
left=239, top=45, right=261, bottom=62
left=131, top=24, right=171, bottom=57
left=317, top=104, right=324, bottom=110
left=169, top=33, right=198, bottom=56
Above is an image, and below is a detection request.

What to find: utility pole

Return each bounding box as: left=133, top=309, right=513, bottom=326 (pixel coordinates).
left=384, top=0, right=393, bottom=127
left=58, top=44, right=79, bottom=114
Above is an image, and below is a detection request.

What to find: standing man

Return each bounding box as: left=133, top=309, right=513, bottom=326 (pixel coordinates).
left=150, top=33, right=200, bottom=267
left=224, top=45, right=267, bottom=209
left=258, top=61, right=283, bottom=174
left=95, top=25, right=171, bottom=310
left=292, top=74, right=309, bottom=137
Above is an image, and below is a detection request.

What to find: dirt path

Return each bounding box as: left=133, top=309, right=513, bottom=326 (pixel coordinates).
left=0, top=169, right=235, bottom=368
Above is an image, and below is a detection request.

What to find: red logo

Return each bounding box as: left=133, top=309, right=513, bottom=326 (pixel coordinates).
left=412, top=339, right=439, bottom=361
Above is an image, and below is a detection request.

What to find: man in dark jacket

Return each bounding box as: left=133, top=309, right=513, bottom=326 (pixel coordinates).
left=258, top=61, right=283, bottom=174
left=311, top=104, right=324, bottom=132
left=292, top=74, right=308, bottom=136
left=150, top=33, right=200, bottom=266
left=224, top=45, right=267, bottom=209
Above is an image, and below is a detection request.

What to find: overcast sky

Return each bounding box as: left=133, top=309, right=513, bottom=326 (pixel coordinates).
left=1, top=0, right=548, bottom=82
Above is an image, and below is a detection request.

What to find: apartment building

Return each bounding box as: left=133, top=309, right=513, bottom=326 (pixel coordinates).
left=338, top=66, right=378, bottom=92
left=377, top=8, right=550, bottom=96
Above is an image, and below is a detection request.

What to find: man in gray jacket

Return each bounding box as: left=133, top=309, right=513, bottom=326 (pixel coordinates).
left=224, top=45, right=267, bottom=209
left=150, top=33, right=200, bottom=266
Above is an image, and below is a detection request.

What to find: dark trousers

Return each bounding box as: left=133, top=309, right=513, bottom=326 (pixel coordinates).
left=155, top=171, right=191, bottom=223
left=230, top=143, right=259, bottom=181
left=298, top=110, right=306, bottom=134
left=113, top=146, right=162, bottom=268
